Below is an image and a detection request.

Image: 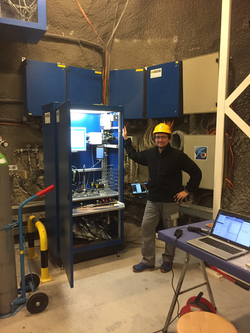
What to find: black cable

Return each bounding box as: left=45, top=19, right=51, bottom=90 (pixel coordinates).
left=32, top=169, right=44, bottom=189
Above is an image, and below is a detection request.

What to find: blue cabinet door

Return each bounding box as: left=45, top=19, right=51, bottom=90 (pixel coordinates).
left=42, top=102, right=62, bottom=260
left=56, top=101, right=74, bottom=288
left=23, top=59, right=66, bottom=116
left=67, top=66, right=102, bottom=104
left=110, top=69, right=145, bottom=119
left=146, top=61, right=183, bottom=119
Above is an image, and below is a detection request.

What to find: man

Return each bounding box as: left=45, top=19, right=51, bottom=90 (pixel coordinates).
left=123, top=123, right=202, bottom=273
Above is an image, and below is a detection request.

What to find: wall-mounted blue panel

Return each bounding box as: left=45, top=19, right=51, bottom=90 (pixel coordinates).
left=109, top=68, right=145, bottom=119
left=67, top=66, right=102, bottom=105
left=23, top=59, right=66, bottom=116
left=146, top=61, right=183, bottom=119
left=0, top=1, right=46, bottom=44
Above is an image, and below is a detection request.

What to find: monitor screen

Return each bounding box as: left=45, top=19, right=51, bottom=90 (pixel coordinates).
left=96, top=146, right=104, bottom=159
left=71, top=127, right=86, bottom=151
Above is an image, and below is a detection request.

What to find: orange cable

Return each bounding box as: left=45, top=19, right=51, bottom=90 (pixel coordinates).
left=102, top=50, right=108, bottom=104
left=207, top=114, right=216, bottom=127
left=76, top=0, right=108, bottom=104
left=223, top=142, right=234, bottom=190
left=76, top=0, right=106, bottom=48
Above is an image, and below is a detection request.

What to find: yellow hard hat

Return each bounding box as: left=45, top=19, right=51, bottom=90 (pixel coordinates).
left=153, top=123, right=171, bottom=135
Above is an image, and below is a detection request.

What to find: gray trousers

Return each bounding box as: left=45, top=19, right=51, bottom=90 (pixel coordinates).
left=141, top=200, right=179, bottom=266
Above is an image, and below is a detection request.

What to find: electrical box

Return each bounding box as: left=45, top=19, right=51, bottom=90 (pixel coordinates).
left=0, top=0, right=46, bottom=44
left=67, top=66, right=102, bottom=104
left=183, top=135, right=216, bottom=190
left=182, top=134, right=229, bottom=190
left=23, top=61, right=103, bottom=116
left=183, top=52, right=219, bottom=114
left=146, top=61, right=183, bottom=119
left=110, top=68, right=145, bottom=119
left=23, top=59, right=66, bottom=116
left=43, top=102, right=124, bottom=288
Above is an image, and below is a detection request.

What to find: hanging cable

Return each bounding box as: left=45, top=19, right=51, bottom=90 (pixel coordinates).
left=76, top=0, right=106, bottom=48
left=76, top=0, right=109, bottom=104
left=102, top=50, right=108, bottom=105
left=171, top=130, right=185, bottom=151
left=106, top=0, right=130, bottom=47
left=142, top=125, right=155, bottom=150
left=76, top=0, right=130, bottom=105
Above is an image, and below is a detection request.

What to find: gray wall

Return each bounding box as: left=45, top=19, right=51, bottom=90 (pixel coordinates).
left=0, top=0, right=250, bottom=214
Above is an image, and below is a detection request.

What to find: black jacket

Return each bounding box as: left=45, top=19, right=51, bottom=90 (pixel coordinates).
left=124, top=139, right=202, bottom=202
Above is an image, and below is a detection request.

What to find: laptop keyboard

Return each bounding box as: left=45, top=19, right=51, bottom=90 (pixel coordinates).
left=199, top=237, right=242, bottom=254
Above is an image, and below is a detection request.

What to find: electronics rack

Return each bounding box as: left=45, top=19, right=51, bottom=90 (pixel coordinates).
left=42, top=102, right=124, bottom=288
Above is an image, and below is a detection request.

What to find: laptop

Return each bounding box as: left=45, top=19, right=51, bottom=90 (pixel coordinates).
left=131, top=182, right=148, bottom=198
left=187, top=209, right=250, bottom=260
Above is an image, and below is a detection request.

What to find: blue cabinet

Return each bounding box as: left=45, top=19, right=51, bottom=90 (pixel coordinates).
left=23, top=59, right=66, bottom=116
left=24, top=60, right=103, bottom=116
left=42, top=102, right=124, bottom=288
left=146, top=61, right=183, bottom=118
left=67, top=66, right=102, bottom=104
left=0, top=0, right=46, bottom=44
left=110, top=68, right=145, bottom=119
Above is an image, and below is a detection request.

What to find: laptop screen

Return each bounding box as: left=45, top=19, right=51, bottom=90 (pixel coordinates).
left=131, top=183, right=148, bottom=195
left=212, top=210, right=250, bottom=248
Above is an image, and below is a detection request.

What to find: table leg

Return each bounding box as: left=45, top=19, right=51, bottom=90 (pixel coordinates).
left=162, top=255, right=217, bottom=332
left=199, top=260, right=216, bottom=309
left=163, top=252, right=190, bottom=332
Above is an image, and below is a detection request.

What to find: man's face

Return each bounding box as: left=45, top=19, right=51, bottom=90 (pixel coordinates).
left=154, top=133, right=170, bottom=149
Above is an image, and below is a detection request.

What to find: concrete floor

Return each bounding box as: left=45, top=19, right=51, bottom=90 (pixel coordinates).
left=1, top=222, right=250, bottom=333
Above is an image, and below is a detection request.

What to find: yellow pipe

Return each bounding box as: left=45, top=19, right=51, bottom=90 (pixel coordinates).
left=40, top=267, right=53, bottom=283
left=27, top=215, right=36, bottom=233
left=34, top=220, right=53, bottom=283
left=34, top=221, right=48, bottom=252
left=27, top=215, right=53, bottom=283
left=27, top=215, right=38, bottom=259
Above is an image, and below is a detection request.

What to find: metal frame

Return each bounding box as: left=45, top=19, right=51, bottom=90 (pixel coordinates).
left=163, top=253, right=216, bottom=333
left=213, top=0, right=250, bottom=216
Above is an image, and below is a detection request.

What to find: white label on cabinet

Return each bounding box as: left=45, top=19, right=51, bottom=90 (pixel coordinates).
left=150, top=68, right=162, bottom=79
left=56, top=110, right=60, bottom=123
left=44, top=112, right=51, bottom=124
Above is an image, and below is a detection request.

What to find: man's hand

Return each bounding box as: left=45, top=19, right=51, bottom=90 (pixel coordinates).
left=174, top=190, right=189, bottom=202
left=123, top=126, right=128, bottom=140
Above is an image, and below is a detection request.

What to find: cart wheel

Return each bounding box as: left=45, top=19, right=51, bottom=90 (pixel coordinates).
left=26, top=292, right=49, bottom=314
left=20, top=273, right=40, bottom=292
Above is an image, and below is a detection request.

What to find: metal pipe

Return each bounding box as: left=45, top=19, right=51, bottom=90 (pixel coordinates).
left=0, top=99, right=23, bottom=105
left=0, top=118, right=24, bottom=124
left=42, top=32, right=105, bottom=54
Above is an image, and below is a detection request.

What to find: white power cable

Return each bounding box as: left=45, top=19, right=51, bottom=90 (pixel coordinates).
left=170, top=130, right=185, bottom=151
left=106, top=0, right=130, bottom=47
left=4, top=0, right=37, bottom=21
left=142, top=125, right=155, bottom=150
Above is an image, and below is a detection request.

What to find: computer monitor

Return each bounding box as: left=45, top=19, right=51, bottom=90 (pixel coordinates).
left=96, top=146, right=104, bottom=159
left=71, top=127, right=86, bottom=152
